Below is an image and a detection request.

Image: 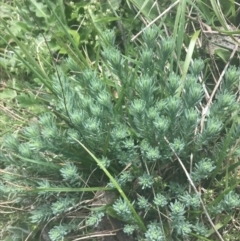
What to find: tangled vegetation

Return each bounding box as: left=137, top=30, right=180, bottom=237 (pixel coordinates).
left=1, top=0, right=240, bottom=240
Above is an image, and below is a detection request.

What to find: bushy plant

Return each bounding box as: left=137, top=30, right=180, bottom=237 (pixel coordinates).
left=1, top=25, right=240, bottom=241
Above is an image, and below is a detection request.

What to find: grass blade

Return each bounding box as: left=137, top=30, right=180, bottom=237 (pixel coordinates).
left=177, top=30, right=201, bottom=96
left=172, top=0, right=187, bottom=69
left=72, top=137, right=146, bottom=232
left=0, top=21, right=54, bottom=92
left=44, top=0, right=89, bottom=68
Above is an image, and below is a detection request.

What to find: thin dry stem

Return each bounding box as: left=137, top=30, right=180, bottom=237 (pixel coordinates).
left=131, top=0, right=180, bottom=42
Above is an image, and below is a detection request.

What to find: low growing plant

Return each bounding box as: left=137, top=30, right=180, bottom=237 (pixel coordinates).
left=1, top=26, right=240, bottom=240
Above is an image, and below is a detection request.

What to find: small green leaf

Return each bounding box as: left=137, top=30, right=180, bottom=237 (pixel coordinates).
left=68, top=29, right=80, bottom=46
left=16, top=94, right=40, bottom=107
left=29, top=0, right=48, bottom=18
left=214, top=48, right=230, bottom=63
left=0, top=89, right=17, bottom=100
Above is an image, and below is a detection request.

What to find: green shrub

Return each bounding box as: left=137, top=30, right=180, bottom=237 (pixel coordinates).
left=1, top=26, right=240, bottom=240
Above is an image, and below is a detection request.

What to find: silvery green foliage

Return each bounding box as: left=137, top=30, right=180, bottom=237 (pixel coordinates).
left=138, top=196, right=150, bottom=210
left=60, top=162, right=80, bottom=183
left=123, top=224, right=137, bottom=235
left=169, top=201, right=193, bottom=237
left=138, top=173, right=154, bottom=189
left=191, top=158, right=216, bottom=183
left=113, top=198, right=131, bottom=218
left=118, top=171, right=133, bottom=185
left=86, top=212, right=105, bottom=227
left=193, top=221, right=208, bottom=237
left=30, top=205, right=53, bottom=223
left=153, top=193, right=168, bottom=207
left=210, top=191, right=240, bottom=214
left=179, top=192, right=201, bottom=208
left=221, top=191, right=240, bottom=211
left=51, top=197, right=77, bottom=215
left=169, top=200, right=186, bottom=219
left=48, top=225, right=69, bottom=241
left=1, top=26, right=240, bottom=241
left=175, top=220, right=193, bottom=237
left=145, top=222, right=165, bottom=241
